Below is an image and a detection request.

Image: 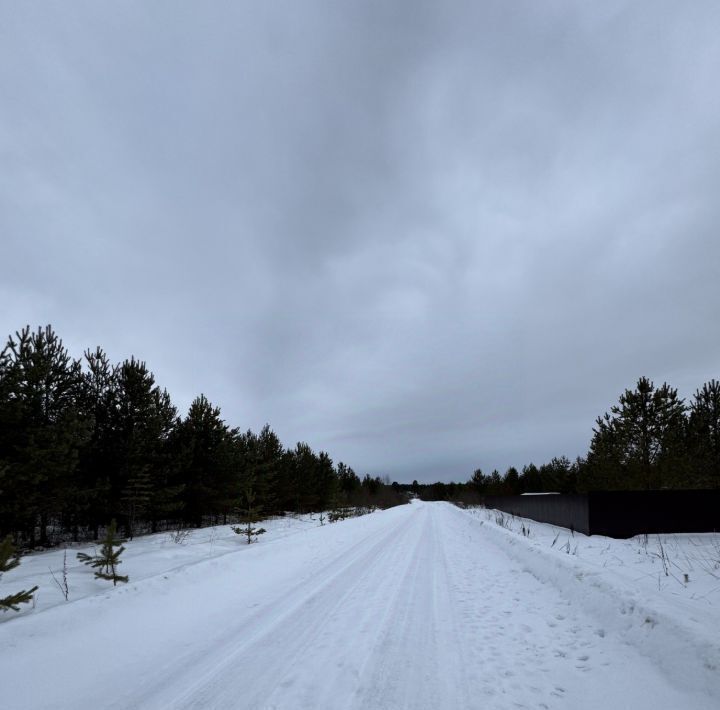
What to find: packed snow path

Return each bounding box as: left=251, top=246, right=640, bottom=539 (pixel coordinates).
left=1, top=502, right=717, bottom=709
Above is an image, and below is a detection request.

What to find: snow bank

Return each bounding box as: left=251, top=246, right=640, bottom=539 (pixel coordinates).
left=1, top=502, right=718, bottom=710
left=0, top=513, right=332, bottom=618
left=463, top=506, right=720, bottom=696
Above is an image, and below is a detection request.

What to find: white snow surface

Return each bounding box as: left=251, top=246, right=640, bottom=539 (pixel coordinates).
left=1, top=500, right=719, bottom=709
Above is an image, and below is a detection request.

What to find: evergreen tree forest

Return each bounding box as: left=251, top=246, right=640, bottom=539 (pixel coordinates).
left=0, top=326, right=404, bottom=547
left=416, top=376, right=720, bottom=502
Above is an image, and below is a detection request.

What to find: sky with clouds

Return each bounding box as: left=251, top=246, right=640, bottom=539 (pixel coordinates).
left=2, top=1, right=719, bottom=482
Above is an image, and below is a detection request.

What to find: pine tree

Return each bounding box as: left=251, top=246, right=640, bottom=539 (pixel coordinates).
left=231, top=485, right=266, bottom=544
left=328, top=490, right=346, bottom=522
left=330, top=462, right=358, bottom=520
left=585, top=377, right=687, bottom=489
left=77, top=519, right=128, bottom=585
left=113, top=358, right=180, bottom=536
left=290, top=442, right=314, bottom=512
left=314, top=451, right=337, bottom=511
left=469, top=469, right=487, bottom=495
left=121, top=465, right=153, bottom=541
left=251, top=424, right=283, bottom=515
left=290, top=444, right=337, bottom=512
left=487, top=470, right=503, bottom=495
left=177, top=395, right=236, bottom=527
left=76, top=347, right=119, bottom=541
left=504, top=466, right=521, bottom=494
left=687, top=380, right=720, bottom=487
left=583, top=411, right=625, bottom=490
left=537, top=457, right=576, bottom=493
left=0, top=325, right=90, bottom=545
left=0, top=535, right=39, bottom=611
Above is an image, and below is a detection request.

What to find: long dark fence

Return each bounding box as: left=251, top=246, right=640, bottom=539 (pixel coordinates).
left=483, top=490, right=720, bottom=538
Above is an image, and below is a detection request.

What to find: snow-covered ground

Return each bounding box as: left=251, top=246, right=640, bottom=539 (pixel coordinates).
left=1, top=501, right=718, bottom=709
left=1, top=513, right=326, bottom=616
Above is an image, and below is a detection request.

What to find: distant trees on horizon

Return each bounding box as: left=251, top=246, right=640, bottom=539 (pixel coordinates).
left=0, top=325, right=404, bottom=548
left=418, top=376, right=720, bottom=502
left=3, top=324, right=717, bottom=542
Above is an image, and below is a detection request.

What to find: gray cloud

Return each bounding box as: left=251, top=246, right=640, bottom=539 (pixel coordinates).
left=2, top=0, right=719, bottom=481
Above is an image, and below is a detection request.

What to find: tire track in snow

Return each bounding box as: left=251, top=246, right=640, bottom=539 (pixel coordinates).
left=9, top=502, right=716, bottom=710
left=138, top=502, right=719, bottom=710
left=350, top=503, right=474, bottom=709
left=129, top=505, right=424, bottom=709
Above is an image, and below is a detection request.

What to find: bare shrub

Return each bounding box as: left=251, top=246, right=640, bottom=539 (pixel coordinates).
left=49, top=549, right=69, bottom=601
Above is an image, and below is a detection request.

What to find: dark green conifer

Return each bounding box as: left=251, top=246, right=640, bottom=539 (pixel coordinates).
left=114, top=358, right=180, bottom=537
left=231, top=485, right=266, bottom=544
left=77, top=519, right=128, bottom=586
left=0, top=325, right=90, bottom=545
left=0, top=535, right=38, bottom=611
left=687, top=380, right=720, bottom=487
left=177, top=395, right=235, bottom=526
left=585, top=377, right=686, bottom=489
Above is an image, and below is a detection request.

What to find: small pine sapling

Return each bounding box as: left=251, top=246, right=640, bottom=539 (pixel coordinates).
left=77, top=520, right=129, bottom=586
left=0, top=535, right=39, bottom=612
left=167, top=527, right=192, bottom=545
left=231, top=486, right=266, bottom=544
left=328, top=493, right=349, bottom=523
left=328, top=495, right=341, bottom=523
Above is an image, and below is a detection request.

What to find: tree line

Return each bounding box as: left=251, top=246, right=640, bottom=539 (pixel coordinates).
left=416, top=376, right=720, bottom=501
left=0, top=325, right=404, bottom=547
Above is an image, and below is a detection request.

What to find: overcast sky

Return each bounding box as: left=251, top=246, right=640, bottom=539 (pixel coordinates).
left=2, top=1, right=719, bottom=483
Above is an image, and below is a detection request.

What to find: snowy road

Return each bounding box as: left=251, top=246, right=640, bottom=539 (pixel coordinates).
left=1, top=501, right=717, bottom=709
